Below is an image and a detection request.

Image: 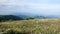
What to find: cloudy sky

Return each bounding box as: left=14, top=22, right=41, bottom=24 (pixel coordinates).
left=0, top=0, right=60, bottom=15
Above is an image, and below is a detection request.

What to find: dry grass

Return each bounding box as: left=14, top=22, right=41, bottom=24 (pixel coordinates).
left=0, top=18, right=60, bottom=34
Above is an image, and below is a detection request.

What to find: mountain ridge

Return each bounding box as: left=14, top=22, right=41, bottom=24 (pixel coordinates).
left=0, top=15, right=24, bottom=22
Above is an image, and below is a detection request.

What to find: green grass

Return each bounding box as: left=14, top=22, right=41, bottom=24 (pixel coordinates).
left=0, top=18, right=60, bottom=34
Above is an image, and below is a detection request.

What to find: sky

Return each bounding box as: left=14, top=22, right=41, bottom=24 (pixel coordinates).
left=0, top=0, right=60, bottom=15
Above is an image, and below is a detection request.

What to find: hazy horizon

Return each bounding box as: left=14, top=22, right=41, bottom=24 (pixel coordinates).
left=0, top=0, right=60, bottom=16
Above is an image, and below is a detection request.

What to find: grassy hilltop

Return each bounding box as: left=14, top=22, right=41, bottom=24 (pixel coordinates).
left=0, top=18, right=60, bottom=34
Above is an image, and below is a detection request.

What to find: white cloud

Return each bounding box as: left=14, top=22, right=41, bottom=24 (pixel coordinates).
left=0, top=0, right=60, bottom=15
left=0, top=0, right=60, bottom=9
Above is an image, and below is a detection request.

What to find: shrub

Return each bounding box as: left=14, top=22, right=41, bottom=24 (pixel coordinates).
left=26, top=17, right=35, bottom=20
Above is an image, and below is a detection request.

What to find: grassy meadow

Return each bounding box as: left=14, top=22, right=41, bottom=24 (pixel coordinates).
left=0, top=18, right=60, bottom=34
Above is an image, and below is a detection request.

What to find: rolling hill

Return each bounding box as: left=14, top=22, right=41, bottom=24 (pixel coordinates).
left=0, top=15, right=24, bottom=21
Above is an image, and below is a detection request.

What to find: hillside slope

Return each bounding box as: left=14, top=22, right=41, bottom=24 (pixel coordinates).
left=0, top=15, right=24, bottom=21
left=0, top=18, right=60, bottom=34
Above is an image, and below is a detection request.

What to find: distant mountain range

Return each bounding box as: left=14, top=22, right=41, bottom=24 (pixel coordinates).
left=0, top=12, right=59, bottom=22
left=12, top=12, right=58, bottom=19
left=12, top=12, right=37, bottom=19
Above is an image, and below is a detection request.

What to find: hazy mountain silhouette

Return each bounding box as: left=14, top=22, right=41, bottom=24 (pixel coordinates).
left=12, top=12, right=58, bottom=19
left=12, top=12, right=37, bottom=19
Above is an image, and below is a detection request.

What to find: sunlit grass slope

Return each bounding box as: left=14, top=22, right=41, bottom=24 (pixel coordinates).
left=0, top=18, right=60, bottom=34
